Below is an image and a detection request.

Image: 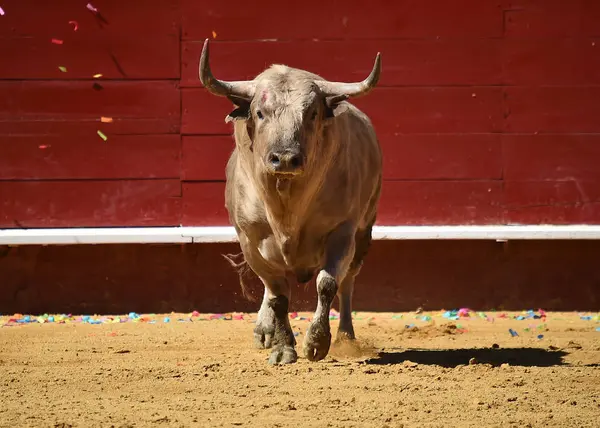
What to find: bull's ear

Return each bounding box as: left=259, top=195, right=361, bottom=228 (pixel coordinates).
left=225, top=95, right=251, bottom=123
left=325, top=94, right=349, bottom=118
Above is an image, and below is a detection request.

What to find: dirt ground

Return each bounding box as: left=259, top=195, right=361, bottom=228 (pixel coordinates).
left=1, top=311, right=599, bottom=428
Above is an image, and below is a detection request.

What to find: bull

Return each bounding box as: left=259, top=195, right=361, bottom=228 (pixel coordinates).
left=199, top=39, right=383, bottom=364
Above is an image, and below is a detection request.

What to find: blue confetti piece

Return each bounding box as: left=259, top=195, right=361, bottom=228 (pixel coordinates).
left=128, top=312, right=140, bottom=319
left=509, top=328, right=519, bottom=337
left=82, top=315, right=90, bottom=322
left=48, top=316, right=54, bottom=323
left=537, top=334, right=544, bottom=339
left=88, top=319, right=102, bottom=325
left=596, top=327, right=600, bottom=332
left=163, top=317, right=170, bottom=323
left=516, top=315, right=525, bottom=320
left=580, top=315, right=592, bottom=321
left=293, top=332, right=300, bottom=337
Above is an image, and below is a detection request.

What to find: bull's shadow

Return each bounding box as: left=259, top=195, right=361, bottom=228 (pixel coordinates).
left=365, top=347, right=569, bottom=368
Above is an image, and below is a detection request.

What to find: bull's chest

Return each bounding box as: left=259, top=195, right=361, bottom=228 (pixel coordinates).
left=257, top=233, right=324, bottom=282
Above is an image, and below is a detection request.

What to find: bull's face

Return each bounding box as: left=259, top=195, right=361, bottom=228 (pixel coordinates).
left=198, top=39, right=381, bottom=178
left=228, top=83, right=349, bottom=178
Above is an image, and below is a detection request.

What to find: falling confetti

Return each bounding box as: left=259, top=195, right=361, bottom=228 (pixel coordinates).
left=212, top=30, right=217, bottom=39
left=51, top=39, right=64, bottom=45
left=86, top=3, right=98, bottom=13
left=0, top=6, right=5, bottom=16
left=58, top=66, right=67, bottom=72
left=100, top=117, right=113, bottom=123
left=93, top=73, right=103, bottom=78
left=97, top=130, right=108, bottom=141
left=39, top=145, right=50, bottom=149
left=69, top=20, right=79, bottom=31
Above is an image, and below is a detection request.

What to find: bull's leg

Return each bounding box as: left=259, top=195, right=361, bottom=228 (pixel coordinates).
left=304, top=223, right=355, bottom=361
left=336, top=225, right=372, bottom=341
left=259, top=278, right=297, bottom=365
left=254, top=287, right=275, bottom=349
left=336, top=271, right=357, bottom=341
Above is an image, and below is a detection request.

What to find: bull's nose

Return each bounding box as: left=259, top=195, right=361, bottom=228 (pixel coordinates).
left=267, top=152, right=304, bottom=174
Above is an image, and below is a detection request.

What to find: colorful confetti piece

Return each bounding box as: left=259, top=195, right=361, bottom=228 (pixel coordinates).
left=93, top=73, right=103, bottom=78
left=58, top=66, right=67, bottom=73
left=100, top=116, right=113, bottom=123
left=97, top=130, right=108, bottom=141
left=509, top=328, right=519, bottom=337
left=212, top=30, right=217, bottom=39
left=0, top=6, right=5, bottom=16
left=69, top=20, right=79, bottom=31
left=51, top=39, right=64, bottom=45
left=86, top=3, right=98, bottom=13
left=38, top=145, right=50, bottom=149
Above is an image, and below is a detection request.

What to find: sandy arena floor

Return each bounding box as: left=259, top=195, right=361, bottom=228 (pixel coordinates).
left=1, top=311, right=599, bottom=428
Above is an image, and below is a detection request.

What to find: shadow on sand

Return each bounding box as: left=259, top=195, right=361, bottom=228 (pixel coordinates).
left=365, top=347, right=569, bottom=368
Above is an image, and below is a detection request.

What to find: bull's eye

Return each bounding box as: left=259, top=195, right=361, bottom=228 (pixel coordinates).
left=256, top=110, right=264, bottom=120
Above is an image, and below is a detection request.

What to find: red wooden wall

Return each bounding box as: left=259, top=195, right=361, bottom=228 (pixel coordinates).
left=2, top=0, right=600, bottom=228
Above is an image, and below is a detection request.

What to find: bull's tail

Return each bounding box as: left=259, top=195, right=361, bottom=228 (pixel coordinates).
left=222, top=252, right=257, bottom=302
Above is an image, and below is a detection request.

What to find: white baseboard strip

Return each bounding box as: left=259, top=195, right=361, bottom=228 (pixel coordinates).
left=1, top=225, right=600, bottom=245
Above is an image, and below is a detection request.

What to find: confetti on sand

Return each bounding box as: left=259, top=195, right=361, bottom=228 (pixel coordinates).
left=97, top=130, right=108, bottom=141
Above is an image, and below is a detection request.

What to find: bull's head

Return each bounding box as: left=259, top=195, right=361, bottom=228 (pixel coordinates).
left=199, top=39, right=381, bottom=178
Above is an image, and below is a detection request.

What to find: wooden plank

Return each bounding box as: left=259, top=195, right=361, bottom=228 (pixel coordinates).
left=0, top=81, right=180, bottom=135
left=378, top=181, right=504, bottom=225
left=0, top=35, right=179, bottom=79
left=583, top=0, right=600, bottom=36
left=505, top=87, right=600, bottom=133
left=503, top=135, right=600, bottom=181
left=0, top=0, right=179, bottom=37
left=503, top=38, right=600, bottom=85
left=183, top=87, right=504, bottom=135
left=0, top=180, right=181, bottom=228
left=0, top=134, right=180, bottom=180
left=181, top=182, right=228, bottom=226
left=182, top=0, right=503, bottom=40
left=382, top=134, right=503, bottom=180
left=504, top=180, right=600, bottom=224
left=182, top=136, right=234, bottom=181
left=503, top=0, right=586, bottom=37
left=181, top=181, right=504, bottom=226
left=183, top=134, right=503, bottom=182
left=181, top=40, right=503, bottom=87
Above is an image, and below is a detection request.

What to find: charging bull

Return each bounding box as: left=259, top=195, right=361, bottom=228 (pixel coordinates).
left=199, top=39, right=383, bottom=364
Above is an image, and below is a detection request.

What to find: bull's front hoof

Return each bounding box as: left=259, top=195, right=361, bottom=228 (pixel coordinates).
left=253, top=323, right=275, bottom=349
left=268, top=345, right=298, bottom=365
left=303, top=323, right=332, bottom=362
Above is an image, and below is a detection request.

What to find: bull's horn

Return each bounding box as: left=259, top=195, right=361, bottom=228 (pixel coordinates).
left=199, top=39, right=255, bottom=99
left=316, top=53, right=381, bottom=98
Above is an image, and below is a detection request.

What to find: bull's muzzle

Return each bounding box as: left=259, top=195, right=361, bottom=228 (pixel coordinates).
left=266, top=151, right=305, bottom=176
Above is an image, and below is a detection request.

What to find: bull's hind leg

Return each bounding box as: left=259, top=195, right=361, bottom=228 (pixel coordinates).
left=304, top=222, right=356, bottom=361
left=336, top=225, right=373, bottom=342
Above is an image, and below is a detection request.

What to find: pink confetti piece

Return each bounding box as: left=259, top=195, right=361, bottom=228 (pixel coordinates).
left=86, top=3, right=98, bottom=13
left=69, top=20, right=78, bottom=31
left=0, top=6, right=5, bottom=16
left=38, top=145, right=50, bottom=149
left=51, top=38, right=64, bottom=45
